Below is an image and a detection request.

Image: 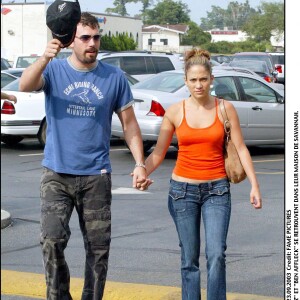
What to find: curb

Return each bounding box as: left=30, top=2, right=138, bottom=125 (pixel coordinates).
left=1, top=209, right=12, bottom=229
left=1, top=270, right=284, bottom=300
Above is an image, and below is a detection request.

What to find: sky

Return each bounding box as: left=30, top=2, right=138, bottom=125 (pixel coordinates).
left=5, top=0, right=284, bottom=23
left=77, top=0, right=284, bottom=23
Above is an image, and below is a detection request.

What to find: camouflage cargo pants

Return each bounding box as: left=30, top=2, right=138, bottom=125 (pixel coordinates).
left=40, top=167, right=112, bottom=300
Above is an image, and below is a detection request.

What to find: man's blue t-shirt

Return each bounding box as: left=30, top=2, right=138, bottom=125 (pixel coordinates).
left=42, top=58, right=133, bottom=175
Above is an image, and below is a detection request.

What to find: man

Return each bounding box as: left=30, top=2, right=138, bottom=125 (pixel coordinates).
left=19, top=12, right=148, bottom=300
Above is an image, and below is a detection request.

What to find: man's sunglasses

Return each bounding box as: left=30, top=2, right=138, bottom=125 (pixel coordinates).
left=75, top=34, right=101, bottom=42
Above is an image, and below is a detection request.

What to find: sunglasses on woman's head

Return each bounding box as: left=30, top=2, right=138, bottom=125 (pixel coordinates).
left=75, top=34, right=101, bottom=42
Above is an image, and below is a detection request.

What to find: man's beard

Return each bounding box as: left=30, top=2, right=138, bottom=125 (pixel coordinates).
left=82, top=56, right=97, bottom=64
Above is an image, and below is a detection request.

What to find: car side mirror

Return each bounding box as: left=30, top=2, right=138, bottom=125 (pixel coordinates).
left=277, top=95, right=284, bottom=104
left=273, top=71, right=278, bottom=76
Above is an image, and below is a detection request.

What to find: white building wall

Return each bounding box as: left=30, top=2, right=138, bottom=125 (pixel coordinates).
left=1, top=3, right=143, bottom=63
left=270, top=30, right=284, bottom=49
left=208, top=30, right=248, bottom=43
left=142, top=31, right=181, bottom=52
left=90, top=12, right=143, bottom=49
left=1, top=4, right=48, bottom=62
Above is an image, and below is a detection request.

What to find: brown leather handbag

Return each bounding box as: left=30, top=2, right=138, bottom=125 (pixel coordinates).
left=219, top=99, right=247, bottom=184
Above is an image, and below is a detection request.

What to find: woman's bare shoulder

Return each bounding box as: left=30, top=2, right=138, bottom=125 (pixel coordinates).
left=165, top=99, right=185, bottom=124
left=166, top=100, right=184, bottom=115
left=222, top=99, right=236, bottom=114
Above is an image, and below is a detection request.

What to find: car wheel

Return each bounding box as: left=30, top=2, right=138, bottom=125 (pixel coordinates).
left=124, top=141, right=155, bottom=153
left=142, top=141, right=155, bottom=152
left=38, top=120, right=47, bottom=147
left=1, top=135, right=24, bottom=146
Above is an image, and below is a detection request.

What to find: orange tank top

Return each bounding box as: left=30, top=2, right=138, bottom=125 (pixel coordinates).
left=173, top=99, right=227, bottom=180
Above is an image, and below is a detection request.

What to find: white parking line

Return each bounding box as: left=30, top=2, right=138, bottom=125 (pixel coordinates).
left=18, top=149, right=127, bottom=156
left=112, top=187, right=151, bottom=194
left=253, top=159, right=284, bottom=163
left=110, top=148, right=127, bottom=151
left=256, top=172, right=284, bottom=175
left=19, top=153, right=44, bottom=157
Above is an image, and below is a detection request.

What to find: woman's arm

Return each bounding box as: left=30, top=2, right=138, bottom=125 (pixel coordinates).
left=224, top=100, right=262, bottom=209
left=117, top=106, right=148, bottom=189
left=145, top=107, right=176, bottom=176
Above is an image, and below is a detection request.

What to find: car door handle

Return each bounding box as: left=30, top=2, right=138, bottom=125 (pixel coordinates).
left=252, top=106, right=262, bottom=111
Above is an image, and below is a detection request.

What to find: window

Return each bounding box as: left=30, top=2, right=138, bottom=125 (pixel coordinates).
left=16, top=56, right=39, bottom=68
left=151, top=57, right=174, bottom=73
left=160, top=39, right=168, bottom=45
left=211, top=77, right=238, bottom=101
left=233, top=55, right=273, bottom=72
left=238, top=77, right=277, bottom=103
left=144, top=57, right=156, bottom=74
left=148, top=39, right=156, bottom=45
left=101, top=57, right=121, bottom=68
left=271, top=54, right=285, bottom=65
left=122, top=57, right=147, bottom=75
left=1, top=73, right=16, bottom=88
left=134, top=72, right=185, bottom=93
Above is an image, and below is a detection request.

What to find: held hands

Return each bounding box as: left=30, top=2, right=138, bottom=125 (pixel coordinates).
left=131, top=166, right=154, bottom=191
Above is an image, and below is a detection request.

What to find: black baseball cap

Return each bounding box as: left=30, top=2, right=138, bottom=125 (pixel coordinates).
left=46, top=0, right=81, bottom=47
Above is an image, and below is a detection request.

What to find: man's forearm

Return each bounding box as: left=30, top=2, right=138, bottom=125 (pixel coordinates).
left=124, top=124, right=145, bottom=164
left=19, top=56, right=50, bottom=92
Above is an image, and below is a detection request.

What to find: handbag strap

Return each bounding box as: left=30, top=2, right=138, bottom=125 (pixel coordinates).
left=219, top=98, right=231, bottom=140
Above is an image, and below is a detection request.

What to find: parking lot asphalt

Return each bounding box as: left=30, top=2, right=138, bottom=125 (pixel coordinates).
left=1, top=270, right=283, bottom=300
left=1, top=142, right=284, bottom=299
left=1, top=210, right=12, bottom=229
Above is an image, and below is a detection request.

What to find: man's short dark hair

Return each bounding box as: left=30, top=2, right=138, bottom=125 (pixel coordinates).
left=80, top=12, right=99, bottom=30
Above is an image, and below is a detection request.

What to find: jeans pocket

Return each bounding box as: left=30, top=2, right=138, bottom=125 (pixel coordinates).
left=169, top=188, right=186, bottom=201
left=208, top=184, right=231, bottom=205
left=209, top=185, right=229, bottom=196
left=169, top=188, right=187, bottom=216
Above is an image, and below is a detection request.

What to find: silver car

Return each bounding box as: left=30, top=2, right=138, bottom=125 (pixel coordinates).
left=111, top=68, right=284, bottom=152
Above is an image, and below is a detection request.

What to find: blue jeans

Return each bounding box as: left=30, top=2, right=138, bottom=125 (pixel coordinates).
left=168, top=178, right=231, bottom=300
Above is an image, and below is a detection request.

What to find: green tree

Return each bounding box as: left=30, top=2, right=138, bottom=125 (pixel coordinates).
left=136, top=0, right=154, bottom=21
left=143, top=0, right=190, bottom=25
left=200, top=1, right=257, bottom=30
left=200, top=6, right=227, bottom=30
left=181, top=21, right=211, bottom=46
left=100, top=33, right=137, bottom=51
left=140, top=0, right=153, bottom=12
left=105, top=0, right=137, bottom=16
left=242, top=2, right=284, bottom=42
left=226, top=1, right=256, bottom=29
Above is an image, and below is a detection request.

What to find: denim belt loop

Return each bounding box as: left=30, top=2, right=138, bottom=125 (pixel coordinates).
left=207, top=181, right=213, bottom=189
left=182, top=182, right=188, bottom=191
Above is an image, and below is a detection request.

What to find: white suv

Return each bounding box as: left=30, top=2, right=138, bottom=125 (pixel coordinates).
left=97, top=51, right=183, bottom=81
left=13, top=54, right=41, bottom=68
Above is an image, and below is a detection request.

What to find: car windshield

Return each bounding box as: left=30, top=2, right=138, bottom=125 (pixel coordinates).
left=125, top=73, right=139, bottom=86
left=56, top=51, right=72, bottom=59
left=233, top=55, right=272, bottom=70
left=2, top=78, right=20, bottom=91
left=271, top=55, right=285, bottom=65
left=230, top=60, right=269, bottom=74
left=1, top=58, right=11, bottom=70
left=132, top=72, right=185, bottom=93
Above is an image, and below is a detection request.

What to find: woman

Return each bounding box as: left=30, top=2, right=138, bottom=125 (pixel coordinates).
left=141, top=49, right=262, bottom=300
